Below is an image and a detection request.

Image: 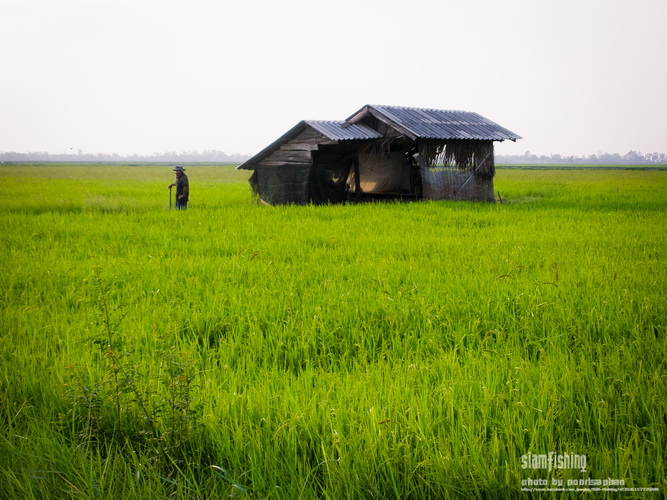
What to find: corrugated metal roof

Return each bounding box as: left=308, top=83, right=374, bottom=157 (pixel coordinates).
left=306, top=120, right=382, bottom=140
left=360, top=105, right=522, bottom=142
left=237, top=120, right=381, bottom=170
left=238, top=105, right=522, bottom=170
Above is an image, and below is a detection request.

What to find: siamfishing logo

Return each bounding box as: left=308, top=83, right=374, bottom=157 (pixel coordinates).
left=521, top=452, right=587, bottom=473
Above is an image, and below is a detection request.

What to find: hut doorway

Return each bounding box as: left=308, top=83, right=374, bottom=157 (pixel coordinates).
left=347, top=151, right=417, bottom=200
left=309, top=150, right=355, bottom=204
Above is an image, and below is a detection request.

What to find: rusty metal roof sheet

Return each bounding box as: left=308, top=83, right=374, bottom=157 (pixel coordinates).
left=306, top=120, right=382, bottom=140
left=351, top=105, right=522, bottom=142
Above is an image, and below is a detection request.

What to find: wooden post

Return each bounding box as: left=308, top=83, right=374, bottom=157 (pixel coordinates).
left=353, top=155, right=361, bottom=201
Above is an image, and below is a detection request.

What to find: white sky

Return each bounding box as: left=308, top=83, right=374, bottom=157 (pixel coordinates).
left=1, top=0, right=666, bottom=157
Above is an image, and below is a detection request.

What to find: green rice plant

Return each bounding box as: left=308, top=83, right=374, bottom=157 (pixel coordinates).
left=0, top=164, right=665, bottom=498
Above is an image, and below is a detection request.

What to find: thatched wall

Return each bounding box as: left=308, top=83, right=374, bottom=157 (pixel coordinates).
left=418, top=140, right=495, bottom=179
left=421, top=166, right=495, bottom=202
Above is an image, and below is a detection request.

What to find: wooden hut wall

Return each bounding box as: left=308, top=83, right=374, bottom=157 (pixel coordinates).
left=253, top=126, right=339, bottom=205
left=255, top=127, right=327, bottom=167
left=253, top=164, right=311, bottom=205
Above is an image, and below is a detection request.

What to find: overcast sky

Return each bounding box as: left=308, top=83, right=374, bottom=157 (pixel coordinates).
left=2, top=0, right=665, bottom=157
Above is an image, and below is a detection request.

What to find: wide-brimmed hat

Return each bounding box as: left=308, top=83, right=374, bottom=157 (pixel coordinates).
left=173, top=165, right=186, bottom=172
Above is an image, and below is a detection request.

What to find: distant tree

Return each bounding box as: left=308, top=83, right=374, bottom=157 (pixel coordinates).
left=623, top=150, right=643, bottom=163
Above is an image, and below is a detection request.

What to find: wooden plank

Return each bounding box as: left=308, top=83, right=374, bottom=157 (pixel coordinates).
left=267, top=150, right=311, bottom=162
left=298, top=128, right=326, bottom=140
left=282, top=138, right=322, bottom=146
left=280, top=143, right=320, bottom=151
left=259, top=160, right=311, bottom=167
left=353, top=155, right=361, bottom=196
left=345, top=105, right=370, bottom=127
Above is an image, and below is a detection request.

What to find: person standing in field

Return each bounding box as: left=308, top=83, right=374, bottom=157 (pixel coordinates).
left=168, top=165, right=189, bottom=210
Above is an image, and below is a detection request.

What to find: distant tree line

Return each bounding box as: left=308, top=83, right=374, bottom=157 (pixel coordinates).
left=2, top=149, right=666, bottom=165
left=0, top=149, right=251, bottom=163
left=496, top=150, right=667, bottom=165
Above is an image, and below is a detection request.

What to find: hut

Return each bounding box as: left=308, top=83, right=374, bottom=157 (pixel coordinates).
left=237, top=105, right=521, bottom=205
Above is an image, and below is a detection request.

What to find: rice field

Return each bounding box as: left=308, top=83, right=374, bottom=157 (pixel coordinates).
left=1, top=164, right=665, bottom=498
